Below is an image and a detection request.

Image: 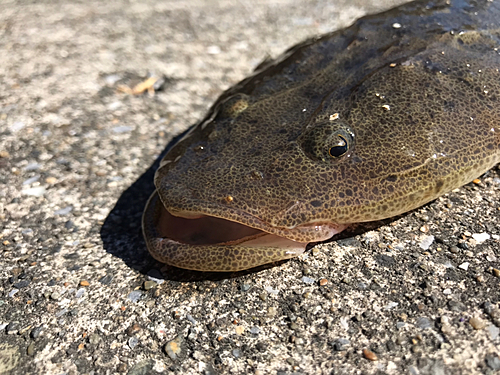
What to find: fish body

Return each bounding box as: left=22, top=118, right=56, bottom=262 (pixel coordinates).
left=143, top=0, right=500, bottom=271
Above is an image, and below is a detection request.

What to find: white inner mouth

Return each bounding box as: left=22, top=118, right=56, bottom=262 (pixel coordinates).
left=157, top=207, right=263, bottom=245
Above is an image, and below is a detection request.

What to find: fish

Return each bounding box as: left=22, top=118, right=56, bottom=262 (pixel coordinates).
left=142, top=0, right=500, bottom=272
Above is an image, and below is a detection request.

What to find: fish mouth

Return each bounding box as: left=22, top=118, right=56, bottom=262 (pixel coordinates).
left=142, top=191, right=346, bottom=271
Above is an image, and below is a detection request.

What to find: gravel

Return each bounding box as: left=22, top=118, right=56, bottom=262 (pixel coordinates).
left=1, top=0, right=499, bottom=374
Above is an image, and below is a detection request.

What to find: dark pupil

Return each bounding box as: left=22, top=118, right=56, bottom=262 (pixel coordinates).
left=328, top=135, right=348, bottom=158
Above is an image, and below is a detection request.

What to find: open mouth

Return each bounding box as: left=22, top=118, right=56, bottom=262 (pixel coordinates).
left=143, top=191, right=346, bottom=271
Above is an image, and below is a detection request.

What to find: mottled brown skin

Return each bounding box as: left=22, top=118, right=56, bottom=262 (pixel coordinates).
left=143, top=0, right=500, bottom=271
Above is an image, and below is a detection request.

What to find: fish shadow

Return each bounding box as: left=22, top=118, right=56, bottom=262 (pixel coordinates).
left=100, top=127, right=404, bottom=282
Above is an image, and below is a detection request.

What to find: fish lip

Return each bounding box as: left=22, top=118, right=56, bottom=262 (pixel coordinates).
left=154, top=189, right=345, bottom=245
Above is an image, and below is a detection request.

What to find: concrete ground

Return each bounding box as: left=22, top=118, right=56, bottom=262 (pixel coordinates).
left=1, top=0, right=499, bottom=374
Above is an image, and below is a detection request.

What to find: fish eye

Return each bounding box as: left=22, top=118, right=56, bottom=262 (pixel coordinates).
left=299, top=118, right=355, bottom=162
left=328, top=135, right=349, bottom=158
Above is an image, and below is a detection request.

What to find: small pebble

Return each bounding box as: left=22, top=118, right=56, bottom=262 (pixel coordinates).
left=55, top=308, right=68, bottom=318
left=419, top=235, right=434, bottom=250
left=232, top=349, right=242, bottom=358
left=22, top=187, right=45, bottom=197
left=363, top=348, right=378, bottom=361
left=105, top=74, right=121, bottom=85
left=45, top=176, right=57, bottom=184
left=264, top=286, right=279, bottom=294
left=485, top=354, right=500, bottom=370
left=484, top=302, right=497, bottom=316
left=10, top=121, right=25, bottom=132
left=441, top=323, right=454, bottom=335
left=187, top=328, right=196, bottom=341
left=126, top=360, right=154, bottom=375
left=80, top=280, right=90, bottom=287
left=469, top=317, right=487, bottom=330
left=127, top=290, right=143, bottom=302
left=6, top=322, right=20, bottom=335
left=75, top=288, right=85, bottom=298
left=416, top=317, right=432, bottom=330
left=112, top=125, right=133, bottom=133
left=143, top=280, right=156, bottom=290
left=98, top=274, right=114, bottom=285
left=27, top=342, right=35, bottom=356
left=385, top=302, right=398, bottom=310
left=164, top=336, right=182, bottom=360
left=492, top=268, right=500, bottom=278
left=21, top=228, right=34, bottom=236
left=458, top=262, right=470, bottom=271
left=54, top=206, right=73, bottom=215
left=448, top=300, right=466, bottom=312
left=50, top=292, right=61, bottom=300
left=301, top=276, right=315, bottom=284
left=267, top=307, right=277, bottom=317
left=128, top=337, right=139, bottom=349
left=31, top=326, right=43, bottom=339
left=319, top=278, right=328, bottom=286
left=250, top=327, right=260, bottom=335
left=240, top=283, right=251, bottom=292
left=332, top=338, right=350, bottom=351
left=206, top=45, right=221, bottom=54
left=88, top=333, right=101, bottom=345
left=472, top=232, right=490, bottom=244
left=358, top=282, right=368, bottom=290
left=487, top=324, right=499, bottom=340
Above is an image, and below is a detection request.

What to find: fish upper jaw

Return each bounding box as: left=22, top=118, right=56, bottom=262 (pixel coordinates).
left=156, top=191, right=347, bottom=245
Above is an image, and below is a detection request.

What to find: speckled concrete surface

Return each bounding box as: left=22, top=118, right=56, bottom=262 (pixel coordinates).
left=1, top=0, right=499, bottom=374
